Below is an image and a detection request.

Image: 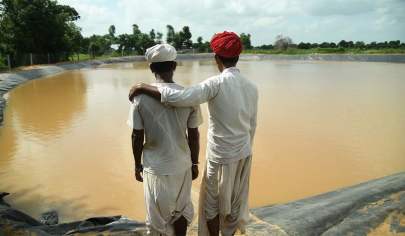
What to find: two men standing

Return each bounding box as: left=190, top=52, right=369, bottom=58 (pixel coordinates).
left=128, top=31, right=258, bottom=236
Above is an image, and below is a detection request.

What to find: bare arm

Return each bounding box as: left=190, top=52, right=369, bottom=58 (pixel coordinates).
left=250, top=117, right=257, bottom=145
left=132, top=129, right=144, bottom=182
left=187, top=128, right=200, bottom=180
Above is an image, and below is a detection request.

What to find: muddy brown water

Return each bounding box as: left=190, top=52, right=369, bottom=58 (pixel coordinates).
left=0, top=59, right=404, bottom=222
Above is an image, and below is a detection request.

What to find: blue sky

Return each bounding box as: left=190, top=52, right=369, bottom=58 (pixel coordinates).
left=59, top=0, right=405, bottom=46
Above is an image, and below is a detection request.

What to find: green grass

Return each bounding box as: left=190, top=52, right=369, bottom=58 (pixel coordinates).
left=67, top=53, right=112, bottom=62
left=56, top=48, right=405, bottom=65
left=67, top=51, right=143, bottom=62
left=67, top=48, right=405, bottom=63
left=244, top=48, right=405, bottom=55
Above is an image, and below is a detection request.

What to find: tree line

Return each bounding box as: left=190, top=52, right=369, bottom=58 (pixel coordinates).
left=85, top=24, right=214, bottom=58
left=0, top=0, right=82, bottom=65
left=0, top=0, right=223, bottom=67
left=1, top=0, right=404, bottom=68
left=257, top=35, right=405, bottom=51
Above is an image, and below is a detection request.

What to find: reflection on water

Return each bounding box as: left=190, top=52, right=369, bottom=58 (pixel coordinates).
left=0, top=60, right=405, bottom=222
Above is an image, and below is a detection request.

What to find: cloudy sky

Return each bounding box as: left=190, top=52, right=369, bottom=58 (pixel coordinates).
left=59, top=0, right=405, bottom=46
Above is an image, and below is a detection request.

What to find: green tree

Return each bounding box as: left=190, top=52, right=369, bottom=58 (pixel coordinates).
left=65, top=23, right=83, bottom=60
left=136, top=33, right=154, bottom=54
left=115, top=24, right=156, bottom=55
left=274, top=35, right=292, bottom=50
left=388, top=40, right=400, bottom=48
left=338, top=40, right=348, bottom=48
left=108, top=25, right=116, bottom=46
left=240, top=33, right=252, bottom=50
left=193, top=36, right=208, bottom=52
left=180, top=26, right=192, bottom=48
left=257, top=44, right=274, bottom=50
left=0, top=0, right=81, bottom=64
left=149, top=29, right=156, bottom=41
left=116, top=33, right=132, bottom=54
left=132, top=24, right=141, bottom=35
left=298, top=42, right=311, bottom=49
left=156, top=32, right=163, bottom=44
left=166, top=25, right=175, bottom=45
left=367, top=41, right=377, bottom=49
left=320, top=42, right=331, bottom=48
left=108, top=25, right=116, bottom=38
left=354, top=41, right=365, bottom=49
left=166, top=25, right=194, bottom=50
left=87, top=34, right=110, bottom=57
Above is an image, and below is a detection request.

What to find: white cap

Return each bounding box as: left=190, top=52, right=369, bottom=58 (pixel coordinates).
left=145, top=44, right=177, bottom=63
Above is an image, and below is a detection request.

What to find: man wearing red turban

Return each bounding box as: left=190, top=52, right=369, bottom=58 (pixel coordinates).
left=129, top=31, right=258, bottom=236
left=210, top=31, right=242, bottom=58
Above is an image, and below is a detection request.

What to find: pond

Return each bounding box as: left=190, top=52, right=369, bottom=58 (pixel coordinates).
left=0, top=59, right=404, bottom=222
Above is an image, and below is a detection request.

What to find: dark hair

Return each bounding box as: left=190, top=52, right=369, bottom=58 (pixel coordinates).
left=149, top=61, right=177, bottom=74
left=216, top=55, right=239, bottom=67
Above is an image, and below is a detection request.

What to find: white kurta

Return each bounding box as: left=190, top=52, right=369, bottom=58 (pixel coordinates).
left=159, top=67, right=258, bottom=164
left=128, top=82, right=203, bottom=175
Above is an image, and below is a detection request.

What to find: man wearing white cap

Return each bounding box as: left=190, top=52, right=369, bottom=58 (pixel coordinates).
left=128, top=44, right=203, bottom=236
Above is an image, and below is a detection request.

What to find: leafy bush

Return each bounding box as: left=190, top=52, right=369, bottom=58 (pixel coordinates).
left=0, top=55, right=8, bottom=70
left=315, top=48, right=346, bottom=54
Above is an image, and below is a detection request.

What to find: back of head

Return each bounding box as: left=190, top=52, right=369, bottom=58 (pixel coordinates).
left=149, top=61, right=177, bottom=74
left=145, top=44, right=177, bottom=74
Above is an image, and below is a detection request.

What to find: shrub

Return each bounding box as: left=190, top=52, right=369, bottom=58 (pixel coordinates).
left=0, top=55, right=8, bottom=70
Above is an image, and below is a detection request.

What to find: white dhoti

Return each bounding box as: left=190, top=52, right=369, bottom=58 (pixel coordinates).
left=143, top=169, right=194, bottom=236
left=198, top=156, right=252, bottom=236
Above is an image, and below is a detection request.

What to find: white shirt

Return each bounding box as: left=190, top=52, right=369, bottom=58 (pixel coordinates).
left=127, top=83, right=203, bottom=175
left=159, top=67, right=258, bottom=164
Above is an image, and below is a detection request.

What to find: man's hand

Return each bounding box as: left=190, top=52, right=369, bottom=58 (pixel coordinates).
left=129, top=83, right=161, bottom=102
left=191, top=165, right=199, bottom=180
left=129, top=83, right=147, bottom=102
left=135, top=165, right=143, bottom=182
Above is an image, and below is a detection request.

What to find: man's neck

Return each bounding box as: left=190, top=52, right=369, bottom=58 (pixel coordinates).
left=155, top=74, right=174, bottom=83
left=220, top=66, right=236, bottom=72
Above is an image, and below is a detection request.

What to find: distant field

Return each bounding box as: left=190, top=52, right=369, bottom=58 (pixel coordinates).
left=68, top=53, right=114, bottom=62
left=72, top=49, right=405, bottom=63
left=243, top=48, right=405, bottom=55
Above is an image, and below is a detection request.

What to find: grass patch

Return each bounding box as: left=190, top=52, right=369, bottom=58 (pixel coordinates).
left=67, top=53, right=119, bottom=62
left=67, top=52, right=142, bottom=62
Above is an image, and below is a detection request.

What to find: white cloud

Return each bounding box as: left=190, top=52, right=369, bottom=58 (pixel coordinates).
left=58, top=0, right=405, bottom=45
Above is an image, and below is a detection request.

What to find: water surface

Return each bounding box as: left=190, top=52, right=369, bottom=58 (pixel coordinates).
left=0, top=59, right=404, bottom=222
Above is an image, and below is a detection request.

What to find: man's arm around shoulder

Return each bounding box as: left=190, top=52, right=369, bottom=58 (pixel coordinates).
left=129, top=76, right=220, bottom=107
left=129, top=83, right=161, bottom=102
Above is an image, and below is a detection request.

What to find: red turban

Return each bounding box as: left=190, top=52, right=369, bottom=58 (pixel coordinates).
left=210, top=31, right=242, bottom=58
